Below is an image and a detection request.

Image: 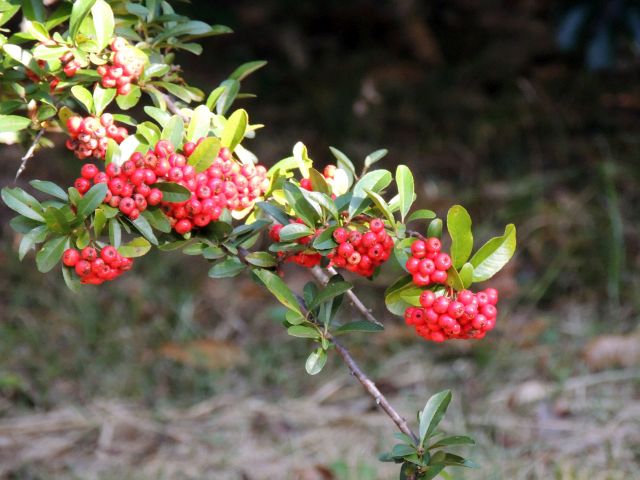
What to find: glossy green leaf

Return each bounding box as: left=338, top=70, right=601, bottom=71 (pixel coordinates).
left=459, top=263, right=474, bottom=289
left=205, top=85, right=225, bottom=110
left=43, top=206, right=73, bottom=234
left=419, top=390, right=452, bottom=446
left=118, top=237, right=151, bottom=258
left=245, top=251, right=277, bottom=268
left=76, top=183, right=107, bottom=218
left=470, top=224, right=516, bottom=282
left=287, top=325, right=320, bottom=339
left=335, top=320, right=384, bottom=334
left=384, top=275, right=422, bottom=315
left=187, top=136, right=220, bottom=172
left=186, top=104, right=211, bottom=141
left=161, top=115, right=184, bottom=148
left=305, top=348, right=327, bottom=375
left=429, top=435, right=475, bottom=449
left=69, top=0, right=97, bottom=42
left=365, top=189, right=395, bottom=227
left=348, top=169, right=392, bottom=218
left=427, top=218, right=443, bottom=239
left=215, top=79, right=240, bottom=115
left=91, top=0, right=114, bottom=50
left=150, top=182, right=191, bottom=203
left=144, top=106, right=171, bottom=127
left=92, top=85, right=116, bottom=116
left=253, top=268, right=302, bottom=315
left=312, top=226, right=337, bottom=251
left=364, top=148, right=388, bottom=168
left=429, top=452, right=478, bottom=468
left=0, top=115, right=31, bottom=132
left=257, top=201, right=289, bottom=226
left=2, top=187, right=44, bottom=222
left=395, top=165, right=414, bottom=221
left=71, top=85, right=94, bottom=113
left=221, top=108, right=248, bottom=151
left=445, top=265, right=464, bottom=291
left=229, top=60, right=267, bottom=81
left=447, top=205, right=473, bottom=269
left=329, top=146, right=356, bottom=187
left=18, top=225, right=48, bottom=261
left=309, top=280, right=352, bottom=310
left=108, top=218, right=121, bottom=247
left=35, top=235, right=68, bottom=273
left=141, top=208, right=171, bottom=233
left=283, top=182, right=320, bottom=227
left=2, top=44, right=43, bottom=74
left=29, top=180, right=68, bottom=201
left=93, top=207, right=107, bottom=237
left=116, top=85, right=141, bottom=110
left=131, top=215, right=158, bottom=245
left=406, top=209, right=436, bottom=223
left=279, top=223, right=313, bottom=242
left=208, top=257, right=245, bottom=278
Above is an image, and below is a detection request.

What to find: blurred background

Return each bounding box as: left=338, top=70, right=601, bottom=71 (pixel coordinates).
left=1, top=1, right=640, bottom=478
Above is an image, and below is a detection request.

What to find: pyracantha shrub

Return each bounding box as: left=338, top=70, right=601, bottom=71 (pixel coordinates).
left=0, top=2, right=517, bottom=478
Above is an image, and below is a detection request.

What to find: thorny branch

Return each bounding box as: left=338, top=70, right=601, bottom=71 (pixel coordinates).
left=15, top=130, right=45, bottom=181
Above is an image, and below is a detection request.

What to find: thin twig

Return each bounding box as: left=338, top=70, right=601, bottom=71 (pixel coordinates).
left=15, top=129, right=45, bottom=181
left=327, top=332, right=420, bottom=444
left=161, top=92, right=188, bottom=121
left=311, top=266, right=384, bottom=327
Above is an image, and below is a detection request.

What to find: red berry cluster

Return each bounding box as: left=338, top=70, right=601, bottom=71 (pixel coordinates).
left=300, top=164, right=337, bottom=191
left=327, top=218, right=393, bottom=277
left=62, top=246, right=133, bottom=285
left=269, top=220, right=322, bottom=268
left=97, top=37, right=144, bottom=96
left=73, top=159, right=163, bottom=220
left=60, top=51, right=81, bottom=77
left=155, top=140, right=269, bottom=235
left=66, top=114, right=128, bottom=160
left=405, top=288, right=499, bottom=342
left=405, top=238, right=451, bottom=286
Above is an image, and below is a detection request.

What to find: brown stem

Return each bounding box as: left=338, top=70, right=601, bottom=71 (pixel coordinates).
left=15, top=129, right=45, bottom=181
left=161, top=92, right=188, bottom=121
left=311, top=266, right=383, bottom=327
left=327, top=332, right=420, bottom=444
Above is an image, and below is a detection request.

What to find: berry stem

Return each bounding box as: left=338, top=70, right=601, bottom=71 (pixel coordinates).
left=311, top=265, right=384, bottom=327
left=161, top=92, right=188, bottom=121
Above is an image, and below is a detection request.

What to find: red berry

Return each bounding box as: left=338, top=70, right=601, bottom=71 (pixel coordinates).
left=484, top=288, right=499, bottom=305
left=426, top=237, right=441, bottom=252
left=418, top=258, right=436, bottom=276
left=62, top=248, right=80, bottom=267
left=433, top=296, right=450, bottom=314
left=333, top=227, right=348, bottom=244
left=434, top=253, right=451, bottom=271
left=410, top=240, right=427, bottom=259
left=75, top=260, right=91, bottom=277
left=405, top=257, right=420, bottom=274
left=81, top=246, right=97, bottom=261
left=430, top=270, right=448, bottom=284
left=419, top=290, right=436, bottom=308
left=81, top=164, right=99, bottom=179
left=369, top=218, right=384, bottom=233
left=175, top=219, right=193, bottom=235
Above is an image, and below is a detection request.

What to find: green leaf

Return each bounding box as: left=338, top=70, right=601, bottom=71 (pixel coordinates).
left=305, top=348, right=327, bottom=375
left=348, top=170, right=392, bottom=218
left=161, top=115, right=184, bottom=148
left=215, top=79, right=240, bottom=115
left=384, top=275, right=422, bottom=316
left=141, top=208, right=171, bottom=233
left=392, top=444, right=416, bottom=458
left=144, top=106, right=171, bottom=127
left=429, top=435, right=475, bottom=449
left=187, top=136, right=220, bottom=172
left=253, top=268, right=302, bottom=315
left=116, top=85, right=141, bottom=110
left=309, top=280, right=352, bottom=310
left=91, top=0, right=114, bottom=50
left=329, top=146, right=356, bottom=188
left=245, top=251, right=277, bottom=268
left=35, top=236, right=68, bottom=273
left=335, top=320, right=384, bottom=334
left=307, top=168, right=330, bottom=195
left=459, top=263, right=474, bottom=289
left=278, top=223, right=313, bottom=242
left=69, top=0, right=97, bottom=42
left=76, top=183, right=107, bottom=218
left=221, top=109, right=248, bottom=151
left=2, top=187, right=44, bottom=222
left=131, top=215, right=158, bottom=245
left=25, top=20, right=49, bottom=42
left=421, top=465, right=445, bottom=480
left=365, top=189, right=395, bottom=227
left=108, top=218, right=121, bottom=247
left=429, top=452, right=478, bottom=468
left=445, top=265, right=464, bottom=291
left=136, top=122, right=161, bottom=146
left=93, top=207, right=107, bottom=237
left=151, top=182, right=191, bottom=202
left=283, top=182, right=320, bottom=227
left=0, top=115, right=31, bottom=132
left=43, top=206, right=73, bottom=234
left=447, top=205, right=473, bottom=269
left=2, top=44, right=43, bottom=75
left=117, top=237, right=151, bottom=257
left=395, top=165, right=414, bottom=222
left=469, top=224, right=516, bottom=282
left=29, top=180, right=68, bottom=201
left=406, top=209, right=436, bottom=223
left=10, top=215, right=42, bottom=234
left=312, top=226, right=337, bottom=251
left=419, top=390, right=452, bottom=446
left=92, top=85, right=116, bottom=116
left=257, top=201, right=289, bottom=226
left=18, top=225, right=48, bottom=261
left=364, top=148, right=388, bottom=169
left=427, top=218, right=443, bottom=239
left=208, top=257, right=245, bottom=278
left=71, top=85, right=94, bottom=114
left=205, top=85, right=225, bottom=111
left=287, top=325, right=320, bottom=339
left=186, top=104, right=211, bottom=141
left=304, top=191, right=339, bottom=221
left=229, top=60, right=267, bottom=81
